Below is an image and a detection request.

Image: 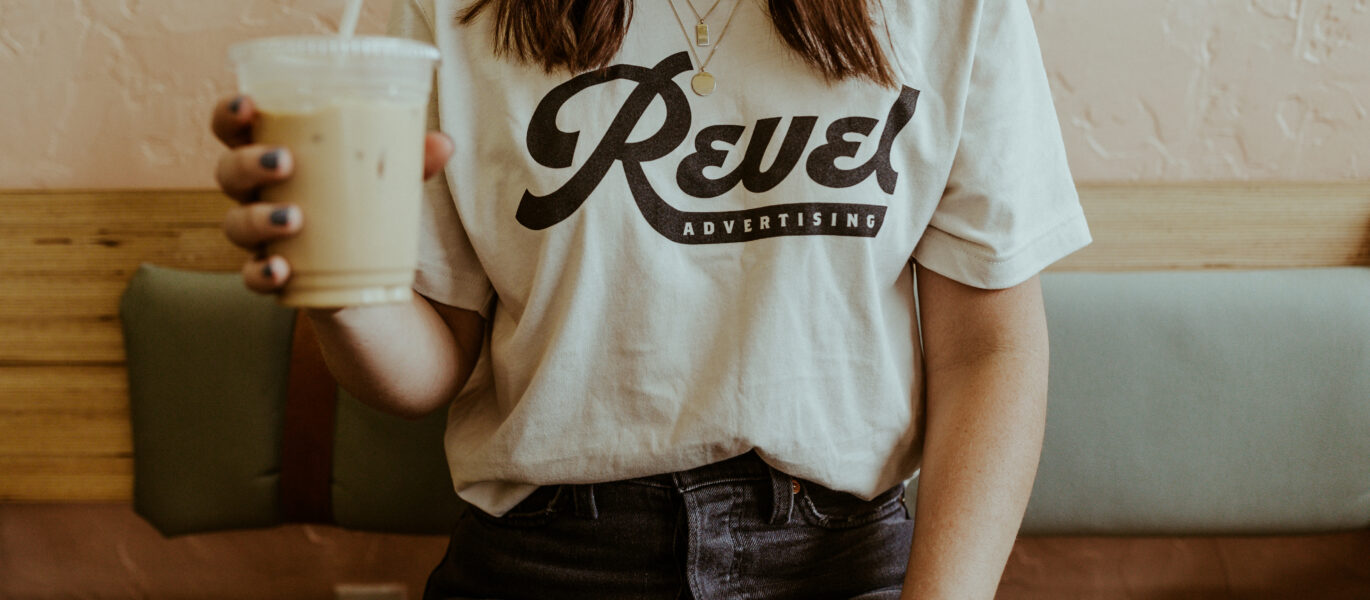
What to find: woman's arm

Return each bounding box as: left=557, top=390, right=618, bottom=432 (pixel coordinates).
left=900, top=268, right=1050, bottom=599
left=305, top=295, right=485, bottom=420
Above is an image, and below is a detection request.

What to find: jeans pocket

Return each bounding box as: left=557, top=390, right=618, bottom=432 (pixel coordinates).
left=468, top=484, right=564, bottom=528
left=796, top=482, right=906, bottom=529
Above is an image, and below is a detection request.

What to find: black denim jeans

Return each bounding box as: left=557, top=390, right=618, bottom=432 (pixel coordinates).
left=424, top=452, right=913, bottom=599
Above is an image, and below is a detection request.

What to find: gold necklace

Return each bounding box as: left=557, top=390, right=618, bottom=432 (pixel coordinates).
left=667, top=0, right=743, bottom=96
left=683, top=0, right=725, bottom=45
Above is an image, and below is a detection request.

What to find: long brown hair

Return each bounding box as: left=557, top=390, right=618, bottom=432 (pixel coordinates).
left=459, top=0, right=897, bottom=87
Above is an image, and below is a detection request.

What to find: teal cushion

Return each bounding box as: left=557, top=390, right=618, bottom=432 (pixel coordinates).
left=120, top=264, right=295, bottom=535
left=1025, top=268, right=1370, bottom=535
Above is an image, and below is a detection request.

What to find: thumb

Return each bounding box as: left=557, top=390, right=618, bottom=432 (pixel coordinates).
left=422, top=131, right=455, bottom=180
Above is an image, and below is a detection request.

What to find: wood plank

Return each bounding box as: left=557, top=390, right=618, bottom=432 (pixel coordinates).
left=0, top=318, right=125, bottom=364
left=0, top=189, right=226, bottom=227
left=0, top=277, right=131, bottom=320
left=0, top=410, right=131, bottom=456
left=0, top=189, right=240, bottom=276
left=0, top=365, right=127, bottom=413
left=0, top=227, right=241, bottom=276
left=0, top=456, right=132, bottom=501
left=1059, top=182, right=1370, bottom=271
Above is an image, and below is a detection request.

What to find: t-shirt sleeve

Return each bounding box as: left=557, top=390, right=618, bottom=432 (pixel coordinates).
left=390, top=0, right=495, bottom=314
left=913, top=0, right=1091, bottom=290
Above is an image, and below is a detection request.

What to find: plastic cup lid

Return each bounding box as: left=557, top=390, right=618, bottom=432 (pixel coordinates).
left=229, top=35, right=440, bottom=65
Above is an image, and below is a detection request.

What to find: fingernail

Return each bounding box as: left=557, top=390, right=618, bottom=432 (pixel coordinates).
left=270, top=207, right=291, bottom=227
left=262, top=262, right=275, bottom=279
left=260, top=149, right=280, bottom=171
left=229, top=95, right=243, bottom=115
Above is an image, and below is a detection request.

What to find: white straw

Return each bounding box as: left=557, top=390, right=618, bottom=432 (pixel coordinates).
left=339, top=0, right=364, bottom=37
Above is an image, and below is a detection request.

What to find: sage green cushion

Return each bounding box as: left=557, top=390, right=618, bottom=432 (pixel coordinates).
left=332, top=388, right=463, bottom=534
left=121, top=264, right=295, bottom=535
left=122, top=264, right=462, bottom=536
left=1024, top=268, right=1370, bottom=535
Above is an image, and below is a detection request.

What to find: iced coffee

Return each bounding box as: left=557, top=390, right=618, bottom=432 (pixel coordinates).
left=229, top=36, right=440, bottom=307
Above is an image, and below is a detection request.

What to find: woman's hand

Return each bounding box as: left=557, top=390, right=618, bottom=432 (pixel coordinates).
left=210, top=94, right=455, bottom=294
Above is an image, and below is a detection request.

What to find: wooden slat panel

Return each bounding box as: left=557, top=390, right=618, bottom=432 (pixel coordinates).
left=0, top=190, right=238, bottom=366
left=0, top=456, right=132, bottom=502
left=0, top=192, right=229, bottom=501
left=1059, top=182, right=1370, bottom=270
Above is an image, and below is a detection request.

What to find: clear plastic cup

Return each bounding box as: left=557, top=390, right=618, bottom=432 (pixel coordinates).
left=229, top=36, right=441, bottom=307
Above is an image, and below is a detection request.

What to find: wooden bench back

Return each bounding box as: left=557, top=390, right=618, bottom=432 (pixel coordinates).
left=2, top=184, right=1367, bottom=501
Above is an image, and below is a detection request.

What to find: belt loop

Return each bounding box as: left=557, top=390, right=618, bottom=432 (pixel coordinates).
left=571, top=483, right=599, bottom=520
left=767, top=466, right=794, bottom=525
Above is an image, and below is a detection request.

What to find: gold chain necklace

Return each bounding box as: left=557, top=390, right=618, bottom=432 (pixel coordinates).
left=667, top=0, right=743, bottom=96
left=683, top=0, right=726, bottom=45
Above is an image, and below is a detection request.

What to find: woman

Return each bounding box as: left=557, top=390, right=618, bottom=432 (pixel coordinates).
left=211, top=0, right=1090, bottom=597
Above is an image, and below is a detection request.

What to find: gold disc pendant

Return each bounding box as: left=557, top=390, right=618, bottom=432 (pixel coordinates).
left=691, top=71, right=716, bottom=96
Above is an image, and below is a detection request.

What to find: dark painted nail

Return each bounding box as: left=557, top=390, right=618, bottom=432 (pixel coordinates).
left=229, top=95, right=243, bottom=115
left=270, top=208, right=290, bottom=226
left=262, top=263, right=275, bottom=279
left=260, top=150, right=279, bottom=171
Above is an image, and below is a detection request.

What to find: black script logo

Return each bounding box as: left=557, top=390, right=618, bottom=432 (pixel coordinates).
left=516, top=51, right=920, bottom=245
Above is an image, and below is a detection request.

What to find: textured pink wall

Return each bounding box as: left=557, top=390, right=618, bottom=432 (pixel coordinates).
left=0, top=0, right=389, bottom=189
left=1, top=0, right=1367, bottom=189
left=1037, top=0, right=1369, bottom=181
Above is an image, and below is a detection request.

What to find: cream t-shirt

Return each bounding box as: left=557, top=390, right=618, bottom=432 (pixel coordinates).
left=391, top=0, right=1091, bottom=516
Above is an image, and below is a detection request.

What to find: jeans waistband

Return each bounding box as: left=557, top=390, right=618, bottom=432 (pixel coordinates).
left=561, top=452, right=796, bottom=525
